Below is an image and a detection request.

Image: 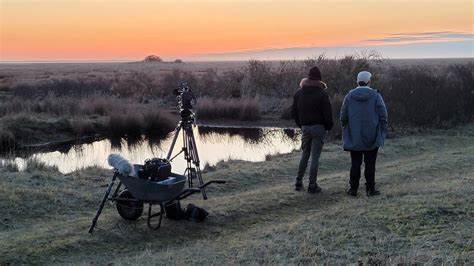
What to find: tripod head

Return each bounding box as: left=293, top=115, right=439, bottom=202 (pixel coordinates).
left=174, top=81, right=196, bottom=126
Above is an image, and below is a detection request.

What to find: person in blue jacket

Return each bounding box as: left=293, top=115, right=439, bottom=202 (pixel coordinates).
left=340, top=71, right=388, bottom=197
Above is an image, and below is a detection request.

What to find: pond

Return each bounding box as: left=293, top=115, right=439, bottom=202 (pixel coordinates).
left=1, top=126, right=301, bottom=174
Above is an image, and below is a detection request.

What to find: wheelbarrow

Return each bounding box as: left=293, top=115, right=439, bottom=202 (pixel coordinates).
left=88, top=155, right=224, bottom=233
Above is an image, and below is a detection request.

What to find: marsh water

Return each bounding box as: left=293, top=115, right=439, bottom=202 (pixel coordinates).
left=1, top=126, right=301, bottom=174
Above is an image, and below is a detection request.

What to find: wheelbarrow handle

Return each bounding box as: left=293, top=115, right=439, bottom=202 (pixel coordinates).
left=175, top=188, right=201, bottom=201
left=199, top=180, right=226, bottom=189
left=173, top=180, right=225, bottom=201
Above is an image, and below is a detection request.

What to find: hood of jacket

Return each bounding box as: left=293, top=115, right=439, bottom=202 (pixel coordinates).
left=299, top=78, right=327, bottom=89
left=350, top=86, right=377, bottom=102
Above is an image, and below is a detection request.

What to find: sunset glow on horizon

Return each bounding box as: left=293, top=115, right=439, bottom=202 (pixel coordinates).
left=1, top=0, right=473, bottom=61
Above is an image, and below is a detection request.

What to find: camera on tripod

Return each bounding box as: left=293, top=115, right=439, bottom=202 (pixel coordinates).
left=174, top=81, right=196, bottom=124
left=167, top=81, right=210, bottom=199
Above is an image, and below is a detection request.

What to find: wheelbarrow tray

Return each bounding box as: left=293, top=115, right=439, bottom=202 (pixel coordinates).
left=89, top=162, right=225, bottom=233
left=117, top=171, right=187, bottom=203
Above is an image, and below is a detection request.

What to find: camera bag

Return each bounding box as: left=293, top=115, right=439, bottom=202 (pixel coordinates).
left=185, top=203, right=208, bottom=222
left=165, top=201, right=187, bottom=220
left=142, top=158, right=171, bottom=182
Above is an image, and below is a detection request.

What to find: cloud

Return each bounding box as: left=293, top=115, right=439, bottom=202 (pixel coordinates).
left=188, top=41, right=474, bottom=61
left=364, top=31, right=474, bottom=44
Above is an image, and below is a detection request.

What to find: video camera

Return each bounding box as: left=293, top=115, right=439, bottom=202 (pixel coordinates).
left=173, top=81, right=196, bottom=124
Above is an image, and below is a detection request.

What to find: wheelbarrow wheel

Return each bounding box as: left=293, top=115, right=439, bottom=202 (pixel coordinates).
left=116, top=190, right=143, bottom=220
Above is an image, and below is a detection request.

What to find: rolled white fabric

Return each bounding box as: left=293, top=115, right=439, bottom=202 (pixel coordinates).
left=107, top=154, right=132, bottom=176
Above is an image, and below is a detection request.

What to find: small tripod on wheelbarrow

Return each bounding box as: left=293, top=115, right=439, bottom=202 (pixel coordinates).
left=167, top=82, right=208, bottom=199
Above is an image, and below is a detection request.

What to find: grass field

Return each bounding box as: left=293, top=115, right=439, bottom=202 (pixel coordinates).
left=1, top=124, right=472, bottom=265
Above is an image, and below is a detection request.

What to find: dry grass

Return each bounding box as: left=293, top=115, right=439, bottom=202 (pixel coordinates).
left=1, top=159, right=19, bottom=172
left=197, top=97, right=261, bottom=121
left=107, top=110, right=175, bottom=139
left=0, top=94, right=175, bottom=149
left=142, top=110, right=175, bottom=137
left=0, top=124, right=472, bottom=264
left=25, top=157, right=58, bottom=173
left=1, top=57, right=472, bottom=133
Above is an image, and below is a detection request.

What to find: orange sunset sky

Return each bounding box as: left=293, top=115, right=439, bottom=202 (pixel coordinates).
left=1, top=0, right=473, bottom=61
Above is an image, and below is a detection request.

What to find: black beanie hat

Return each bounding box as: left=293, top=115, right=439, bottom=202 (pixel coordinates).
left=308, top=66, right=322, bottom=81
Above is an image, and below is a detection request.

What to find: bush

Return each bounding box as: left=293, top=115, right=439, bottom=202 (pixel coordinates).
left=70, top=117, right=105, bottom=137
left=143, top=55, right=163, bottom=62
left=3, top=55, right=472, bottom=138
left=107, top=110, right=175, bottom=139
left=142, top=110, right=175, bottom=138
left=11, top=78, right=112, bottom=99
left=197, top=97, right=261, bottom=121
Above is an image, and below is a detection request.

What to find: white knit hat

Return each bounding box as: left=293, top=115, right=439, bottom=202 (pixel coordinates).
left=357, top=71, right=372, bottom=84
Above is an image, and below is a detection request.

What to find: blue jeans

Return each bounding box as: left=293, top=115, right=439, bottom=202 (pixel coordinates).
left=296, top=124, right=326, bottom=186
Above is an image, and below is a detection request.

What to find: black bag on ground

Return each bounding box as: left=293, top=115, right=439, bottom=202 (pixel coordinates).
left=185, top=204, right=208, bottom=222
left=165, top=201, right=187, bottom=220
left=140, top=158, right=171, bottom=181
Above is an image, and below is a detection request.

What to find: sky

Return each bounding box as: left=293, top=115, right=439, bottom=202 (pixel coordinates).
left=1, top=0, right=473, bottom=61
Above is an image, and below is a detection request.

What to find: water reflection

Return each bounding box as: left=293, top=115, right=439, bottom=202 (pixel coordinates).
left=198, top=127, right=265, bottom=144
left=1, top=126, right=301, bottom=174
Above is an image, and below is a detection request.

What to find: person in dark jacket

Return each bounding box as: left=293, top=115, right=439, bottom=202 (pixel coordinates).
left=291, top=66, right=333, bottom=193
left=340, top=71, right=388, bottom=197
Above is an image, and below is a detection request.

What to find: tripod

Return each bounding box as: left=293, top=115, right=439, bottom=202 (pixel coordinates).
left=166, top=117, right=207, bottom=200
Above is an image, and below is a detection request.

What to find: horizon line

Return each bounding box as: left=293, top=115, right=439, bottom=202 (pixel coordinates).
left=1, top=56, right=473, bottom=64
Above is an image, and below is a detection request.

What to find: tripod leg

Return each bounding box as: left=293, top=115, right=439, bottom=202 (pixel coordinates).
left=89, top=173, right=117, bottom=234
left=166, top=125, right=181, bottom=160
left=182, top=129, right=193, bottom=188
left=195, top=167, right=207, bottom=200
left=187, top=128, right=207, bottom=200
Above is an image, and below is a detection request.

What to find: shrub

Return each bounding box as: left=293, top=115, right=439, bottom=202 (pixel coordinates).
left=80, top=96, right=114, bottom=116
left=107, top=109, right=174, bottom=139
left=11, top=78, right=112, bottom=99
left=110, top=72, right=156, bottom=98
left=143, top=55, right=163, bottom=62
left=108, top=112, right=143, bottom=138
left=142, top=110, right=175, bottom=138
left=196, top=97, right=261, bottom=121
left=70, top=117, right=104, bottom=137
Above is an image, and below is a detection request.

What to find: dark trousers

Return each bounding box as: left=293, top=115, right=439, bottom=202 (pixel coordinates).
left=297, top=125, right=326, bottom=186
left=349, top=148, right=378, bottom=190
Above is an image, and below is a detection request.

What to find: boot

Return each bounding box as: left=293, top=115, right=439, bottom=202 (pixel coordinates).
left=308, top=184, right=322, bottom=194
left=366, top=183, right=380, bottom=197
left=295, top=180, right=303, bottom=191
left=346, top=187, right=357, bottom=197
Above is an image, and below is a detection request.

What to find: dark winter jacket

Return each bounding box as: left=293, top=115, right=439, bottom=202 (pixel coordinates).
left=291, top=78, right=333, bottom=130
